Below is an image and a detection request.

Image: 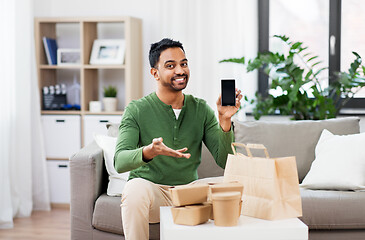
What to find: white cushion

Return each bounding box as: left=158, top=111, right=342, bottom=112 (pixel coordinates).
left=301, top=129, right=365, bottom=191
left=94, top=134, right=129, bottom=196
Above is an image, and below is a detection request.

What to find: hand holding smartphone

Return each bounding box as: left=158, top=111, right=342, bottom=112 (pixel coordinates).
left=221, top=79, right=236, bottom=106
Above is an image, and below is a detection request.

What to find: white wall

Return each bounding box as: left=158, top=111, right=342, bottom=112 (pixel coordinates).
left=33, top=0, right=258, bottom=109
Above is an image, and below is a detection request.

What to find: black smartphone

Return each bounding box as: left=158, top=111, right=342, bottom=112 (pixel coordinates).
left=221, top=79, right=236, bottom=106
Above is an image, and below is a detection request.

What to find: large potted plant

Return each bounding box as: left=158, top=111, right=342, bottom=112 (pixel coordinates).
left=220, top=35, right=365, bottom=120
left=103, top=85, right=118, bottom=112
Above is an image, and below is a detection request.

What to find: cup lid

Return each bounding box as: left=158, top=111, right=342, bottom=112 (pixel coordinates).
left=210, top=182, right=243, bottom=188
left=211, top=191, right=241, bottom=200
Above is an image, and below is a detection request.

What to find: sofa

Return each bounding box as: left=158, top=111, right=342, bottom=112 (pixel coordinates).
left=70, top=117, right=365, bottom=240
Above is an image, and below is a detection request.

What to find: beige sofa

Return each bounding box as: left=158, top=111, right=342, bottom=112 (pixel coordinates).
left=70, top=117, right=365, bottom=240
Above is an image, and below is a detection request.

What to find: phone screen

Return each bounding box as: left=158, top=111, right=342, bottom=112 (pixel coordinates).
left=221, top=79, right=236, bottom=106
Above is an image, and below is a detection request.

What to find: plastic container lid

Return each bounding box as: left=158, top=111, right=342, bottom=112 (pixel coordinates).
left=211, top=191, right=241, bottom=201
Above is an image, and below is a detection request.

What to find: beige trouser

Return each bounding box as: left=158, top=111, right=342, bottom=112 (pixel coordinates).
left=120, top=177, right=223, bottom=240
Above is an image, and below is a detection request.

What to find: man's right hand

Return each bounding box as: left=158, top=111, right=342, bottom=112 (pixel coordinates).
left=142, top=137, right=191, bottom=161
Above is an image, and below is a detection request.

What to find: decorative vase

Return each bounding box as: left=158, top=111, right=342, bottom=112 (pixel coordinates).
left=89, top=101, right=102, bottom=112
left=103, top=97, right=117, bottom=112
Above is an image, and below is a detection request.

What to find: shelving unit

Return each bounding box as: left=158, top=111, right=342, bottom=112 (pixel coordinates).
left=35, top=17, right=142, bottom=204
left=35, top=16, right=142, bottom=116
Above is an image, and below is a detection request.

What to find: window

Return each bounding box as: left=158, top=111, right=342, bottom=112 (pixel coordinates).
left=259, top=0, right=365, bottom=109
left=341, top=0, right=365, bottom=98
left=269, top=0, right=329, bottom=97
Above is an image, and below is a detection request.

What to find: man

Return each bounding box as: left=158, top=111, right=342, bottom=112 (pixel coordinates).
left=114, top=38, right=242, bottom=240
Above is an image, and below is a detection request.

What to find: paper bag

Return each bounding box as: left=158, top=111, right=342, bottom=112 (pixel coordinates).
left=224, top=142, right=302, bottom=220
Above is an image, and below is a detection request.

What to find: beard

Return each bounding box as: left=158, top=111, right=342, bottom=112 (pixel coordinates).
left=162, top=74, right=189, bottom=91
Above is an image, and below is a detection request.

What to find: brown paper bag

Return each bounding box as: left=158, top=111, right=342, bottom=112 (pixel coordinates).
left=224, top=142, right=302, bottom=220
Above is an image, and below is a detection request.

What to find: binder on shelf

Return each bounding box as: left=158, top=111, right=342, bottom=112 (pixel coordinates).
left=43, top=37, right=58, bottom=65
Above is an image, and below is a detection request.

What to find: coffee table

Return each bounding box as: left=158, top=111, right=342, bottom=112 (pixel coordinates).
left=160, top=207, right=308, bottom=240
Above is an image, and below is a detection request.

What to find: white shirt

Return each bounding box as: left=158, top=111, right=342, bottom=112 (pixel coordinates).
left=173, top=109, right=182, bottom=119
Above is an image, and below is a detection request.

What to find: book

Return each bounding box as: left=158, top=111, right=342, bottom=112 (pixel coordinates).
left=42, top=37, right=58, bottom=65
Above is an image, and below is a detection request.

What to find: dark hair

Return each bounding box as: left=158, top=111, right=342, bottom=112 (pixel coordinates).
left=149, top=38, right=184, bottom=68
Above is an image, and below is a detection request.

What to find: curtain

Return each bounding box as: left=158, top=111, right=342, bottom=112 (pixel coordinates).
left=156, top=0, right=258, bottom=111
left=0, top=0, right=50, bottom=229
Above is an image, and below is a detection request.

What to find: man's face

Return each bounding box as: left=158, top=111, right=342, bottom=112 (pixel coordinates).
left=151, top=47, right=190, bottom=92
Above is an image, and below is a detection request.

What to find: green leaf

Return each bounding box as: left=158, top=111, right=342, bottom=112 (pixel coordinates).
left=304, top=70, right=313, bottom=80
left=311, top=86, right=321, bottom=98
left=276, top=67, right=286, bottom=73
left=303, top=52, right=312, bottom=57
left=271, top=79, right=280, bottom=88
left=273, top=95, right=289, bottom=106
left=291, top=42, right=303, bottom=50
left=103, top=86, right=117, bottom=97
left=274, top=35, right=289, bottom=43
left=263, top=66, right=271, bottom=75
left=313, top=67, right=327, bottom=77
left=307, top=56, right=318, bottom=62
left=352, top=77, right=365, bottom=85
left=247, top=58, right=262, bottom=72
left=292, top=67, right=304, bottom=80
left=260, top=52, right=281, bottom=64
left=299, top=46, right=308, bottom=52
left=352, top=51, right=361, bottom=59
left=311, top=61, right=323, bottom=68
left=288, top=82, right=302, bottom=102
left=219, top=57, right=245, bottom=64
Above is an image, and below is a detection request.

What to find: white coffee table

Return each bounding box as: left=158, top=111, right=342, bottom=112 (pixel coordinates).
left=160, top=207, right=308, bottom=240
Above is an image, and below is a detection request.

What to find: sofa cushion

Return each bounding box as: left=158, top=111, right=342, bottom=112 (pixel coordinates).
left=92, top=194, right=123, bottom=235
left=300, top=188, right=365, bottom=229
left=197, top=143, right=224, bottom=178
left=233, top=117, right=360, bottom=182
left=106, top=123, right=119, bottom=137
left=94, top=134, right=129, bottom=196
left=92, top=194, right=160, bottom=238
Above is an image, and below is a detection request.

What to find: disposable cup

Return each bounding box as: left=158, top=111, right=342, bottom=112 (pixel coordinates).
left=212, top=191, right=241, bottom=226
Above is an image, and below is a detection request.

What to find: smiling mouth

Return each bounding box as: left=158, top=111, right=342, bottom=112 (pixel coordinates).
left=174, top=78, right=185, bottom=83
left=172, top=76, right=187, bottom=84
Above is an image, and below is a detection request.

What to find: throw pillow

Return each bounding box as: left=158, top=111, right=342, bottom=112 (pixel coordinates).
left=94, top=134, right=129, bottom=196
left=300, top=129, right=365, bottom=191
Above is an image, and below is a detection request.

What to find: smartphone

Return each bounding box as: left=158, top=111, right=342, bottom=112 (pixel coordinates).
left=221, top=79, right=236, bottom=106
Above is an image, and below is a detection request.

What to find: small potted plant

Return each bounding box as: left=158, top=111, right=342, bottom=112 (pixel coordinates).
left=103, top=85, right=118, bottom=112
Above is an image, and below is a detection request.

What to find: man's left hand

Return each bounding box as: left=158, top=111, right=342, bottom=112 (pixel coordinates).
left=216, top=89, right=242, bottom=132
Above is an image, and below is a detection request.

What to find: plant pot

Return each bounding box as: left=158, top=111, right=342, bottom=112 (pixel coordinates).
left=103, top=97, right=117, bottom=112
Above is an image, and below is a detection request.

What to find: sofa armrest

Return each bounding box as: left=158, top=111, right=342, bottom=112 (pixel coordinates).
left=70, top=141, right=104, bottom=239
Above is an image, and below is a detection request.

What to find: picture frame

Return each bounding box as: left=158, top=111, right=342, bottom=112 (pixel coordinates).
left=89, top=39, right=125, bottom=65
left=57, top=48, right=80, bottom=65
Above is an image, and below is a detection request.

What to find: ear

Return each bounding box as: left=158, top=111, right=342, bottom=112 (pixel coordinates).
left=150, top=68, right=160, bottom=81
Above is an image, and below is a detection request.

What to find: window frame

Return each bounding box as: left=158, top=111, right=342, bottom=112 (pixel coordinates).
left=258, top=0, right=269, bottom=98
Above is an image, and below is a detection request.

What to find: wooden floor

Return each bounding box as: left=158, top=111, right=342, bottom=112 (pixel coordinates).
left=0, top=208, right=70, bottom=240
